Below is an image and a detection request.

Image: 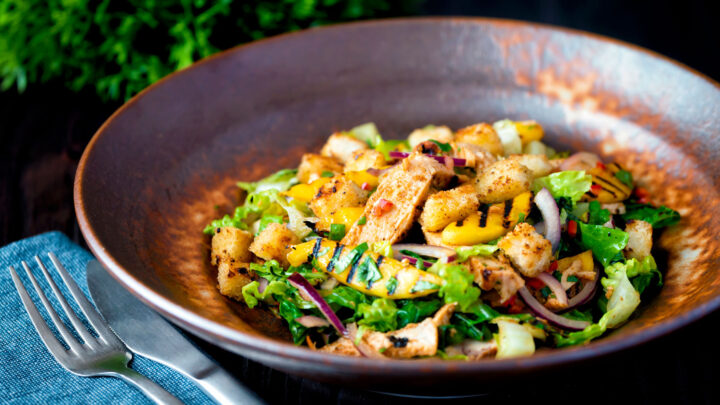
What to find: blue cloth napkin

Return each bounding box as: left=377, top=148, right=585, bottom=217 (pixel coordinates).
left=0, top=232, right=211, bottom=404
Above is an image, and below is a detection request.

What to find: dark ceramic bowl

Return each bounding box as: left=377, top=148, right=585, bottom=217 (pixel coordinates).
left=75, top=18, right=720, bottom=387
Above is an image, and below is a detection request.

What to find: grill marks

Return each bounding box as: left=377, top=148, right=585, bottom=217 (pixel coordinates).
left=592, top=174, right=622, bottom=197
left=326, top=244, right=344, bottom=273
left=502, top=198, right=515, bottom=228
left=478, top=204, right=490, bottom=227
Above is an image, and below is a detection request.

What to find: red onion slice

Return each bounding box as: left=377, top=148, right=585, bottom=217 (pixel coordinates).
left=536, top=272, right=568, bottom=308
left=397, top=255, right=435, bottom=269
left=518, top=287, right=590, bottom=331
left=534, top=188, right=561, bottom=253
left=391, top=243, right=456, bottom=261
left=257, top=278, right=269, bottom=294
left=388, top=151, right=467, bottom=167
left=295, top=315, right=330, bottom=328
left=559, top=152, right=601, bottom=171
left=565, top=265, right=600, bottom=309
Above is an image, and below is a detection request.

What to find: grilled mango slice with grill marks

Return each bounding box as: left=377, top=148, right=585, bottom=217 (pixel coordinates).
left=441, top=191, right=532, bottom=246
left=287, top=238, right=444, bottom=299
left=581, top=163, right=632, bottom=203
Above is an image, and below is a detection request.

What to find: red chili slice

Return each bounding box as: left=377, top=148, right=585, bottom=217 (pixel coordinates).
left=568, top=220, right=578, bottom=237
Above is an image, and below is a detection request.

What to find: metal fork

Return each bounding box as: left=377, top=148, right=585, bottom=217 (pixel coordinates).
left=9, top=253, right=182, bottom=405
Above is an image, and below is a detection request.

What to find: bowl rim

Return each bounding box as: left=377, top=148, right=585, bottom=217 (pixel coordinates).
left=74, top=16, right=720, bottom=374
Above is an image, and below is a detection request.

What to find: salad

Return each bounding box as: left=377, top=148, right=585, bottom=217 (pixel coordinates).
left=204, top=121, right=680, bottom=360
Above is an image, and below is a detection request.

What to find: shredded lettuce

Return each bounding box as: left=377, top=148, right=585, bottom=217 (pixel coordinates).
left=358, top=298, right=398, bottom=332
left=396, top=299, right=443, bottom=328
left=577, top=222, right=629, bottom=266
left=237, top=168, right=298, bottom=194
left=532, top=170, right=592, bottom=202
left=428, top=262, right=481, bottom=312
left=203, top=189, right=285, bottom=234
left=375, top=139, right=409, bottom=160
left=495, top=319, right=535, bottom=358
left=601, top=261, right=641, bottom=328
left=348, top=122, right=383, bottom=148
left=278, top=300, right=308, bottom=345
left=555, top=259, right=642, bottom=347
left=241, top=280, right=291, bottom=309
left=625, top=256, right=662, bottom=293
left=587, top=201, right=610, bottom=225
left=454, top=244, right=498, bottom=263
left=622, top=202, right=680, bottom=228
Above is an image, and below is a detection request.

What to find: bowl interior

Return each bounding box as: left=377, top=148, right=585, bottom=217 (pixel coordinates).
left=75, top=18, right=720, bottom=384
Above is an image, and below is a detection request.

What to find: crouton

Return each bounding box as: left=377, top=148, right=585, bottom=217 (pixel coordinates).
left=249, top=223, right=300, bottom=267
left=343, top=149, right=386, bottom=173
left=297, top=153, right=343, bottom=184
left=309, top=175, right=369, bottom=231
left=507, top=154, right=552, bottom=178
left=455, top=142, right=498, bottom=171
left=475, top=159, right=533, bottom=203
left=211, top=227, right=254, bottom=265
left=497, top=223, right=553, bottom=278
left=420, top=184, right=479, bottom=232
left=624, top=220, right=653, bottom=260
left=217, top=261, right=254, bottom=301
left=455, top=123, right=504, bottom=156
left=321, top=132, right=368, bottom=163
left=468, top=254, right=525, bottom=302
left=407, top=125, right=454, bottom=149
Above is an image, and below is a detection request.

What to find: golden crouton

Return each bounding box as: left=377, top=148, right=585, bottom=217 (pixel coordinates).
left=497, top=223, right=553, bottom=278
left=249, top=223, right=300, bottom=267
left=420, top=184, right=479, bottom=232
left=217, top=261, right=254, bottom=301
left=507, top=154, right=552, bottom=178
left=624, top=220, right=653, bottom=260
left=309, top=175, right=369, bottom=231
left=320, top=132, right=368, bottom=163
left=211, top=227, right=254, bottom=265
left=297, top=153, right=343, bottom=184
left=455, top=123, right=504, bottom=156
left=343, top=149, right=386, bottom=173
left=407, top=125, right=454, bottom=149
left=475, top=159, right=533, bottom=203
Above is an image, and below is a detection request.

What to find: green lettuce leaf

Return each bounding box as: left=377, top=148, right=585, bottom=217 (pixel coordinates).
left=577, top=222, right=629, bottom=266
left=587, top=201, right=610, bottom=225
left=358, top=298, right=398, bottom=332
left=278, top=300, right=308, bottom=345
left=621, top=202, right=680, bottom=228
left=396, top=299, right=443, bottom=328
left=532, top=170, right=592, bottom=202
left=241, top=280, right=291, bottom=309
left=375, top=139, right=409, bottom=160
left=454, top=244, right=499, bottom=263
left=428, top=263, right=481, bottom=312
left=237, top=168, right=298, bottom=194
left=348, top=122, right=383, bottom=148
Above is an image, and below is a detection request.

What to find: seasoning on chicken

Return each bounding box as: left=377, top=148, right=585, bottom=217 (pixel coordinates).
left=342, top=153, right=453, bottom=246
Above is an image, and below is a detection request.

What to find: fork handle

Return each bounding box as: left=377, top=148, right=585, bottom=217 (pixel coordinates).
left=114, top=366, right=184, bottom=405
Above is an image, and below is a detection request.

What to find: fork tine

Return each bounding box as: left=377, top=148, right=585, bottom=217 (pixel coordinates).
left=20, top=261, right=84, bottom=353
left=10, top=266, right=71, bottom=363
left=47, top=253, right=120, bottom=345
left=35, top=256, right=98, bottom=348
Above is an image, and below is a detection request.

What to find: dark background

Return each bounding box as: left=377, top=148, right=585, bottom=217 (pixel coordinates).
left=1, top=1, right=718, bottom=403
